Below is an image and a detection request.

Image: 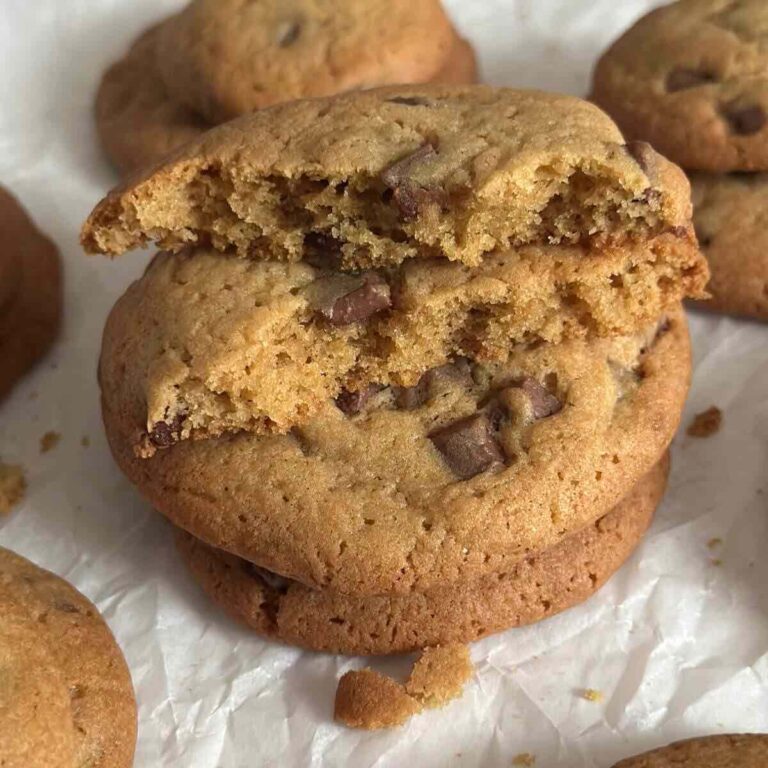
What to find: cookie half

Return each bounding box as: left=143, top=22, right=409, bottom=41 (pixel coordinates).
left=611, top=733, right=768, bottom=767
left=690, top=172, right=768, bottom=320
left=0, top=547, right=137, bottom=768
left=101, top=305, right=690, bottom=597
left=0, top=187, right=61, bottom=400
left=592, top=0, right=768, bottom=172
left=175, top=455, right=667, bottom=655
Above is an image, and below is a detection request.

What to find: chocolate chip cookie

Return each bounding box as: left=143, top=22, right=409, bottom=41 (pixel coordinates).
left=0, top=187, right=62, bottom=401
left=176, top=454, right=667, bottom=654
left=612, top=734, right=768, bottom=767
left=100, top=299, right=690, bottom=597
left=0, top=547, right=136, bottom=768
left=592, top=0, right=768, bottom=172
left=690, top=172, right=768, bottom=320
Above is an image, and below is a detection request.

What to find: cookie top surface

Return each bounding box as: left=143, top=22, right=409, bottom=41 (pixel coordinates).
left=691, top=172, right=768, bottom=319
left=592, top=0, right=768, bottom=172
left=101, top=302, right=690, bottom=597
left=0, top=547, right=137, bottom=768
left=612, top=734, right=768, bottom=767
left=156, top=0, right=457, bottom=123
left=0, top=186, right=61, bottom=401
left=95, top=22, right=209, bottom=176
left=82, top=85, right=693, bottom=268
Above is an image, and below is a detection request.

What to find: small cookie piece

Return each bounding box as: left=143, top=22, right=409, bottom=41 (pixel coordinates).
left=686, top=406, right=722, bottom=437
left=690, top=172, right=768, bottom=320
left=0, top=462, right=25, bottom=515
left=611, top=733, right=768, bottom=767
left=0, top=547, right=137, bottom=768
left=174, top=456, right=667, bottom=653
left=82, top=86, right=694, bottom=267
left=0, top=187, right=61, bottom=400
left=592, top=0, right=768, bottom=172
left=404, top=644, right=472, bottom=707
left=156, top=0, right=457, bottom=123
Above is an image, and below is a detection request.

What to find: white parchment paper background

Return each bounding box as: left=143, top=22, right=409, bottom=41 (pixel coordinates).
left=1, top=1, right=767, bottom=765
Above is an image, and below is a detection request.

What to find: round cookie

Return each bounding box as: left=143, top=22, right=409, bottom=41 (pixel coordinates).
left=0, top=187, right=61, bottom=401
left=100, top=296, right=691, bottom=597
left=611, top=734, right=768, bottom=767
left=690, top=172, right=768, bottom=320
left=176, top=455, right=667, bottom=655
left=156, top=0, right=459, bottom=123
left=592, top=0, right=768, bottom=172
left=0, top=547, right=137, bottom=768
left=95, top=22, right=208, bottom=176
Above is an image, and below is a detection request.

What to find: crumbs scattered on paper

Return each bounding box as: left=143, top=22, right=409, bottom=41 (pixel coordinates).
left=40, top=431, right=61, bottom=453
left=687, top=406, right=722, bottom=438
left=0, top=463, right=26, bottom=515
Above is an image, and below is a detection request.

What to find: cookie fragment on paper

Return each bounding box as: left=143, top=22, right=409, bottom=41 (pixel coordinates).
left=39, top=430, right=61, bottom=453
left=0, top=462, right=25, bottom=515
left=686, top=406, right=722, bottom=438
left=580, top=688, right=604, bottom=702
left=334, top=644, right=472, bottom=730
left=512, top=754, right=536, bottom=766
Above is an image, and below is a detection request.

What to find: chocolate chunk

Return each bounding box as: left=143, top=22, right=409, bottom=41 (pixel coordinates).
left=307, top=272, right=391, bottom=325
left=386, top=96, right=431, bottom=106
left=381, top=143, right=448, bottom=220
left=335, top=384, right=383, bottom=416
left=303, top=231, right=344, bottom=270
left=723, top=104, right=766, bottom=135
left=517, top=378, right=562, bottom=419
left=395, top=360, right=473, bottom=410
left=626, top=140, right=658, bottom=177
left=666, top=67, right=716, bottom=92
left=277, top=21, right=301, bottom=47
left=148, top=414, right=184, bottom=449
left=429, top=413, right=504, bottom=480
left=242, top=561, right=291, bottom=592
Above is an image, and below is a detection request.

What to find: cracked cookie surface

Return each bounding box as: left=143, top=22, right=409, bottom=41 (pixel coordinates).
left=690, top=172, right=768, bottom=320
left=592, top=0, right=768, bottom=172
left=175, top=455, right=666, bottom=654
left=82, top=86, right=694, bottom=267
left=101, top=306, right=690, bottom=597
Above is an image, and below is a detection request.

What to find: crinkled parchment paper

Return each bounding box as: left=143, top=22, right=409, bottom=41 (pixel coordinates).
left=1, top=1, right=766, bottom=765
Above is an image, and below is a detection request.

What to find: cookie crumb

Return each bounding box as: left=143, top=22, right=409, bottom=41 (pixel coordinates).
left=580, top=688, right=604, bottom=702
left=334, top=644, right=472, bottom=729
left=0, top=463, right=26, bottom=515
left=512, top=753, right=536, bottom=766
left=81, top=435, right=90, bottom=448
left=711, top=558, right=723, bottom=567
left=707, top=537, right=723, bottom=549
left=40, top=431, right=61, bottom=453
left=686, top=406, right=722, bottom=438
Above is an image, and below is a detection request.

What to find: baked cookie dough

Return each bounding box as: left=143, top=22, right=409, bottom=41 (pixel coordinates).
left=592, top=0, right=768, bottom=172
left=612, top=733, right=768, bottom=767
left=0, top=547, right=136, bottom=768
left=0, top=187, right=61, bottom=401
left=690, top=172, right=768, bottom=320
left=175, top=455, right=667, bottom=654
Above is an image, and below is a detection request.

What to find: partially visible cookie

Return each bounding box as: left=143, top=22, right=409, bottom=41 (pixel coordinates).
left=592, top=0, right=768, bottom=172
left=612, top=734, right=768, bottom=767
left=0, top=547, right=137, bottom=768
left=174, top=455, right=667, bottom=654
left=156, top=0, right=458, bottom=123
left=690, top=172, right=768, bottom=320
left=0, top=187, right=61, bottom=400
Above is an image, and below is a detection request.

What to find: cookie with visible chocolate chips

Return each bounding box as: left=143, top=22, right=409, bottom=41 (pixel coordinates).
left=176, top=455, right=667, bottom=654
left=690, top=172, right=768, bottom=320
left=592, top=0, right=768, bottom=172
left=101, top=299, right=689, bottom=597
left=0, top=547, right=136, bottom=768
left=0, top=186, right=61, bottom=401
left=611, top=734, right=768, bottom=767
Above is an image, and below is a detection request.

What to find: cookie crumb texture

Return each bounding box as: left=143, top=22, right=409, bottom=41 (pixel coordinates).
left=82, top=86, right=695, bottom=267
left=592, top=0, right=768, bottom=172
left=334, top=644, right=471, bottom=729
left=0, top=463, right=25, bottom=515
left=611, top=733, right=768, bottom=767
left=0, top=547, right=137, bottom=768
left=687, top=406, right=722, bottom=438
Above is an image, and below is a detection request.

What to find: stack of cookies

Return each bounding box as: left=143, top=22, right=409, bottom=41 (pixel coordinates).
left=83, top=85, right=708, bottom=655
left=592, top=0, right=768, bottom=321
left=96, top=0, right=477, bottom=175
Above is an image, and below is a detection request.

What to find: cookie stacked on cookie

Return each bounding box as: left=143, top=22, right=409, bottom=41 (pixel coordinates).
left=96, top=0, right=477, bottom=175
left=84, top=85, right=707, bottom=654
left=592, top=0, right=768, bottom=321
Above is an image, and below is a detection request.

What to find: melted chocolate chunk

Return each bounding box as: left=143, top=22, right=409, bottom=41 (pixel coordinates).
left=148, top=414, right=184, bottom=449
left=626, top=140, right=658, bottom=178
left=396, top=360, right=473, bottom=410
left=277, top=20, right=301, bottom=47
left=429, top=413, right=504, bottom=480
left=517, top=377, right=562, bottom=419
left=307, top=272, right=391, bottom=325
left=386, top=96, right=432, bottom=106
left=666, top=67, right=716, bottom=92
left=335, top=384, right=383, bottom=416
left=381, top=143, right=448, bottom=220
left=723, top=104, right=767, bottom=135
